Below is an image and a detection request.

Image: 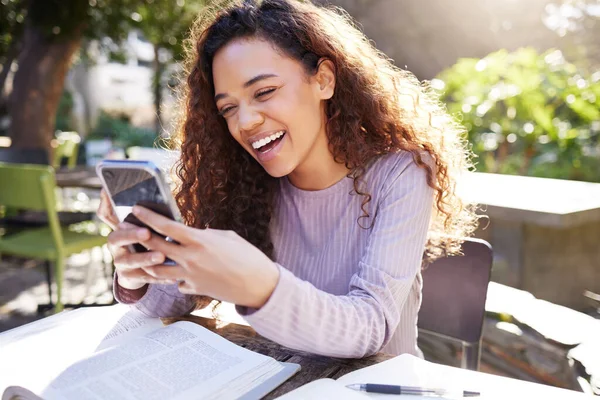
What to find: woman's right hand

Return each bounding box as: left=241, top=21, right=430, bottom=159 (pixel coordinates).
left=97, top=190, right=169, bottom=291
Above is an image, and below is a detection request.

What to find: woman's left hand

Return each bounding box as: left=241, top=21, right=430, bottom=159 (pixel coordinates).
left=131, top=205, right=280, bottom=309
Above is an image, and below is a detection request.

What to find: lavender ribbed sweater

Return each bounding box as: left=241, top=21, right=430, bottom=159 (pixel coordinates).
left=115, top=151, right=434, bottom=358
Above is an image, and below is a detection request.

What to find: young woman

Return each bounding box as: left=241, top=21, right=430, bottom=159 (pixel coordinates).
left=98, top=0, right=478, bottom=358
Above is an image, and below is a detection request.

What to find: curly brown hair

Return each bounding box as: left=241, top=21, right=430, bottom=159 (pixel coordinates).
left=170, top=0, right=479, bottom=264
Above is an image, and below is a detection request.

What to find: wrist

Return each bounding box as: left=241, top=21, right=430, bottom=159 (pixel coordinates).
left=248, top=261, right=280, bottom=309
left=117, top=272, right=147, bottom=291
left=115, top=275, right=149, bottom=304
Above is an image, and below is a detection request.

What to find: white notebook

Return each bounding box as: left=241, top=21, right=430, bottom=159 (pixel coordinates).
left=277, top=353, right=587, bottom=399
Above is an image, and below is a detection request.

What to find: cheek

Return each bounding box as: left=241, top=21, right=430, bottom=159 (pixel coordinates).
left=274, top=89, right=319, bottom=129
left=225, top=118, right=240, bottom=139
left=225, top=121, right=245, bottom=148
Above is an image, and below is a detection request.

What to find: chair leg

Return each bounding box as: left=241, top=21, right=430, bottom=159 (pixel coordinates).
left=54, top=258, right=65, bottom=313
left=461, top=341, right=481, bottom=371
left=36, top=261, right=56, bottom=315
left=36, top=254, right=116, bottom=313
left=44, top=260, right=53, bottom=304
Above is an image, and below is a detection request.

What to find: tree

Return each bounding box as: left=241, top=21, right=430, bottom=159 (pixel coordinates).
left=0, top=0, right=26, bottom=107
left=133, top=0, right=204, bottom=134
left=1, top=0, right=203, bottom=154
left=5, top=0, right=136, bottom=150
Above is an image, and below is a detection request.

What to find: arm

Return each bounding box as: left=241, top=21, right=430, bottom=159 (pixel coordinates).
left=239, top=158, right=434, bottom=358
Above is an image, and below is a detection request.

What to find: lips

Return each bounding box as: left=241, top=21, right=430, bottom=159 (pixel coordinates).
left=253, top=131, right=287, bottom=163
left=249, top=130, right=286, bottom=150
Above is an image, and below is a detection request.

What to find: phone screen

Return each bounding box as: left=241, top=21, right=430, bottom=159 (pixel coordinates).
left=101, top=166, right=178, bottom=256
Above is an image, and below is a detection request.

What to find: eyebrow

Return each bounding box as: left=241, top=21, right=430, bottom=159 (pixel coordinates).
left=214, top=74, right=279, bottom=102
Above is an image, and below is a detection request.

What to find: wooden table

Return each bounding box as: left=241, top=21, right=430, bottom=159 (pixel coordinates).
left=164, top=315, right=394, bottom=399
left=55, top=166, right=102, bottom=189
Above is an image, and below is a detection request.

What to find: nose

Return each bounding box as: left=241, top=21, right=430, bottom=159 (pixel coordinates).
left=237, top=104, right=264, bottom=134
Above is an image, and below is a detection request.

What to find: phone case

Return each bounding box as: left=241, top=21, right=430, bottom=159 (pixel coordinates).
left=96, top=160, right=182, bottom=262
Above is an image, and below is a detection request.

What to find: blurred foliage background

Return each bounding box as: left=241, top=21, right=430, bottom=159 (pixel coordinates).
left=1, top=0, right=599, bottom=180
left=87, top=111, right=157, bottom=148
left=437, top=48, right=600, bottom=181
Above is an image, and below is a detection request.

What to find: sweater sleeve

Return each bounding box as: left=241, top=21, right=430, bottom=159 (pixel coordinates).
left=238, top=158, right=434, bottom=358
left=113, top=274, right=196, bottom=318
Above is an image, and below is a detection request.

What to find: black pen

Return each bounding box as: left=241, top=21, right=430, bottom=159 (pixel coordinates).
left=346, top=383, right=480, bottom=397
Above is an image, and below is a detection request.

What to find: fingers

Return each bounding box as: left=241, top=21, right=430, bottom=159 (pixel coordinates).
left=117, top=268, right=175, bottom=286
left=142, top=264, right=186, bottom=282
left=114, top=250, right=167, bottom=271
left=178, top=280, right=195, bottom=295
left=139, top=234, right=182, bottom=264
left=97, top=189, right=120, bottom=230
left=107, top=226, right=151, bottom=251
left=132, top=206, right=192, bottom=245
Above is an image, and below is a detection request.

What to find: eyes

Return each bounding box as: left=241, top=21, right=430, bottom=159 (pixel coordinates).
left=217, top=87, right=277, bottom=117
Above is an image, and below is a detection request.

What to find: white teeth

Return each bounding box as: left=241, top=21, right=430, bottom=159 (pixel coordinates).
left=251, top=131, right=285, bottom=149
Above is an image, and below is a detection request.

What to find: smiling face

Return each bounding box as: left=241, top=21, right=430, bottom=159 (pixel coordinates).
left=212, top=37, right=335, bottom=179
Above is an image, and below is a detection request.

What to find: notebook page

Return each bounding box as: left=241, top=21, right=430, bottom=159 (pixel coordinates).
left=337, top=354, right=587, bottom=400
left=276, top=379, right=367, bottom=400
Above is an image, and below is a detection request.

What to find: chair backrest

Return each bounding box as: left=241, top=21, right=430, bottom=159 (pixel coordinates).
left=418, top=238, right=493, bottom=347
left=52, top=131, right=81, bottom=169
left=0, top=163, right=63, bottom=249
left=0, top=147, right=50, bottom=165
left=0, top=162, right=57, bottom=211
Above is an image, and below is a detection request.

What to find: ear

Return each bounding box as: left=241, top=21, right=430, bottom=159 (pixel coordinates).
left=314, top=58, right=336, bottom=100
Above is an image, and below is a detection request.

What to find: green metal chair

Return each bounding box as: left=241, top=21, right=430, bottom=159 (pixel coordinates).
left=52, top=131, right=81, bottom=169
left=0, top=162, right=107, bottom=313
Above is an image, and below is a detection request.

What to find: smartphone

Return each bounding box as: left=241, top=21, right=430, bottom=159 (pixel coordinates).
left=96, top=160, right=182, bottom=264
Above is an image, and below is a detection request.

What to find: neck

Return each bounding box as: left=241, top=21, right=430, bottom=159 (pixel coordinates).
left=287, top=129, right=350, bottom=191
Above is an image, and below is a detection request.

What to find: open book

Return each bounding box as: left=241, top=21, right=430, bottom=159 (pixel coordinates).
left=0, top=305, right=299, bottom=400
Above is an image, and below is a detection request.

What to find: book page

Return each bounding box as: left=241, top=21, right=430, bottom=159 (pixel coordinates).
left=40, top=321, right=283, bottom=400
left=0, top=305, right=161, bottom=396
left=98, top=308, right=165, bottom=350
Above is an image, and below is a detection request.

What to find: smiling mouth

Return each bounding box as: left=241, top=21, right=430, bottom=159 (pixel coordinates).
left=252, top=130, right=286, bottom=153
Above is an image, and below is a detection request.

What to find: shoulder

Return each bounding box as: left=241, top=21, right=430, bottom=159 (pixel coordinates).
left=365, top=151, right=433, bottom=195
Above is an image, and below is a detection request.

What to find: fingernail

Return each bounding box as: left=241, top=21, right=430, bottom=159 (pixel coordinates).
left=137, top=229, right=149, bottom=239
left=151, top=253, right=163, bottom=263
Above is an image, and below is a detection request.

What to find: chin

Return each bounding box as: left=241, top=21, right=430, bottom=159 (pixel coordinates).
left=261, top=161, right=296, bottom=178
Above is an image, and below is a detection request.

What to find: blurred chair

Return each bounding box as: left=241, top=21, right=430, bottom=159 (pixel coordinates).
left=52, top=131, right=81, bottom=169
left=0, top=162, right=107, bottom=313
left=0, top=146, right=93, bottom=228
left=418, top=238, right=493, bottom=371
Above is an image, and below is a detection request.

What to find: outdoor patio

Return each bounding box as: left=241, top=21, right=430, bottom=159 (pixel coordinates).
left=0, top=249, right=113, bottom=333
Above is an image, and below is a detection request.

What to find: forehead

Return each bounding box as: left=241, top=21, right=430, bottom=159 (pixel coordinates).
left=212, top=37, right=303, bottom=92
